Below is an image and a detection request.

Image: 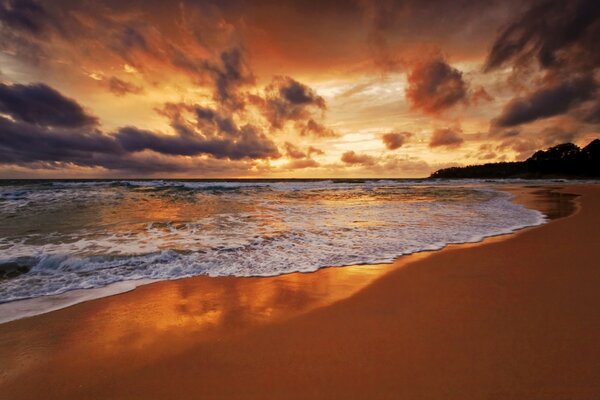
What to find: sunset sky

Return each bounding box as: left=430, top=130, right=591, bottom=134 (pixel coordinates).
left=0, top=0, right=598, bottom=178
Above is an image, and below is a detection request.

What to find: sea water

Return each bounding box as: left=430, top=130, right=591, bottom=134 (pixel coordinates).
left=0, top=179, right=546, bottom=304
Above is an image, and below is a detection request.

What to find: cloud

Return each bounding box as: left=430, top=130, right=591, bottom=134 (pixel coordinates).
left=470, top=86, right=494, bottom=104
left=0, top=114, right=278, bottom=171
left=340, top=151, right=376, bottom=166
left=116, top=124, right=279, bottom=161
left=0, top=116, right=120, bottom=165
left=307, top=146, right=324, bottom=156
left=429, top=128, right=464, bottom=148
left=258, top=76, right=326, bottom=129
left=300, top=119, right=337, bottom=137
left=485, top=0, right=600, bottom=73
left=492, top=76, right=597, bottom=127
left=284, top=142, right=306, bottom=159
left=118, top=27, right=147, bottom=52
left=204, top=48, right=254, bottom=108
left=382, top=132, right=411, bottom=150
left=0, top=82, right=282, bottom=174
left=0, top=82, right=97, bottom=127
left=107, top=77, right=143, bottom=96
left=405, top=57, right=467, bottom=114
left=281, top=142, right=322, bottom=169
left=286, top=159, right=319, bottom=169
left=0, top=0, right=54, bottom=37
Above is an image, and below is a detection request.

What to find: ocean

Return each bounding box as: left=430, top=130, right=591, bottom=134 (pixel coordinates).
left=0, top=179, right=546, bottom=305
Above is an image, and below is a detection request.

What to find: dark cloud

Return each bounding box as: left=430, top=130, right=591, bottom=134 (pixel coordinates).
left=194, top=106, right=238, bottom=136
left=406, top=57, right=467, bottom=114
left=279, top=78, right=324, bottom=105
left=0, top=116, right=120, bottom=165
left=429, top=128, right=464, bottom=148
left=0, top=83, right=281, bottom=173
left=492, top=76, right=597, bottom=127
left=107, top=77, right=144, bottom=96
left=0, top=83, right=97, bottom=127
left=0, top=114, right=279, bottom=171
left=382, top=132, right=411, bottom=150
left=0, top=0, right=53, bottom=36
left=116, top=124, right=279, bottom=161
left=259, top=76, right=326, bottom=129
left=203, top=48, right=253, bottom=109
left=485, top=0, right=600, bottom=73
left=340, top=151, right=376, bottom=166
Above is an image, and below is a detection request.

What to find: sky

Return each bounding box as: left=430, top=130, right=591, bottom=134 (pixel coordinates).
left=0, top=0, right=598, bottom=178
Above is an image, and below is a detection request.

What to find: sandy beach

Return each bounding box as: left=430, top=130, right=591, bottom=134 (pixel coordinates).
left=0, top=184, right=599, bottom=399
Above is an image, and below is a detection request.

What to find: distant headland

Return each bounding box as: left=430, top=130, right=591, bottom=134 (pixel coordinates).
left=430, top=139, right=600, bottom=179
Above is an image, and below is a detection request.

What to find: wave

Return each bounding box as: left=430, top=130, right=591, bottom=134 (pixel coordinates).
left=0, top=186, right=546, bottom=304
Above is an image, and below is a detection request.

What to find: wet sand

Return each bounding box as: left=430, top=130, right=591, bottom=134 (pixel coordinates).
left=0, top=185, right=598, bottom=399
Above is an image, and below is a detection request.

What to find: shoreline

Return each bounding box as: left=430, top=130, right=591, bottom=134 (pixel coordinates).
left=1, top=185, right=598, bottom=399
left=0, top=184, right=574, bottom=324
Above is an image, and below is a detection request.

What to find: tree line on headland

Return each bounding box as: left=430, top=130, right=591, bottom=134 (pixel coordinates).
left=430, top=139, right=600, bottom=179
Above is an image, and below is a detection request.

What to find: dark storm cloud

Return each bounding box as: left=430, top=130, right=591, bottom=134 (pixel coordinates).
left=0, top=83, right=97, bottom=127
left=492, top=76, right=597, bottom=127
left=485, top=0, right=600, bottom=73
left=429, top=128, right=464, bottom=148
left=258, top=76, right=326, bottom=129
left=406, top=58, right=467, bottom=114
left=107, top=77, right=144, bottom=96
left=382, top=132, right=411, bottom=150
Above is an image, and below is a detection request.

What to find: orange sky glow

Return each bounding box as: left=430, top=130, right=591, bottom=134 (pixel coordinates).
left=0, top=0, right=598, bottom=178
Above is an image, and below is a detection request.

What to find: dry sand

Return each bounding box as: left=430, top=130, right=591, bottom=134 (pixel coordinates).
left=0, top=185, right=598, bottom=399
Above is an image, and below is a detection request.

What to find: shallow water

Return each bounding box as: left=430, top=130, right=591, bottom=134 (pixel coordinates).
left=0, top=179, right=547, bottom=303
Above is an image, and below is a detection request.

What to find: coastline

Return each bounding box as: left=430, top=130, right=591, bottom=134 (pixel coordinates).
left=0, top=184, right=598, bottom=399
left=0, top=183, right=570, bottom=324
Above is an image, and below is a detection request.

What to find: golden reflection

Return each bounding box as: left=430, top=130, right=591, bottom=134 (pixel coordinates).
left=0, top=253, right=430, bottom=383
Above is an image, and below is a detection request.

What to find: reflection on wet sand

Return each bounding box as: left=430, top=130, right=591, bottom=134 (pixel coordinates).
left=0, top=253, right=429, bottom=386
